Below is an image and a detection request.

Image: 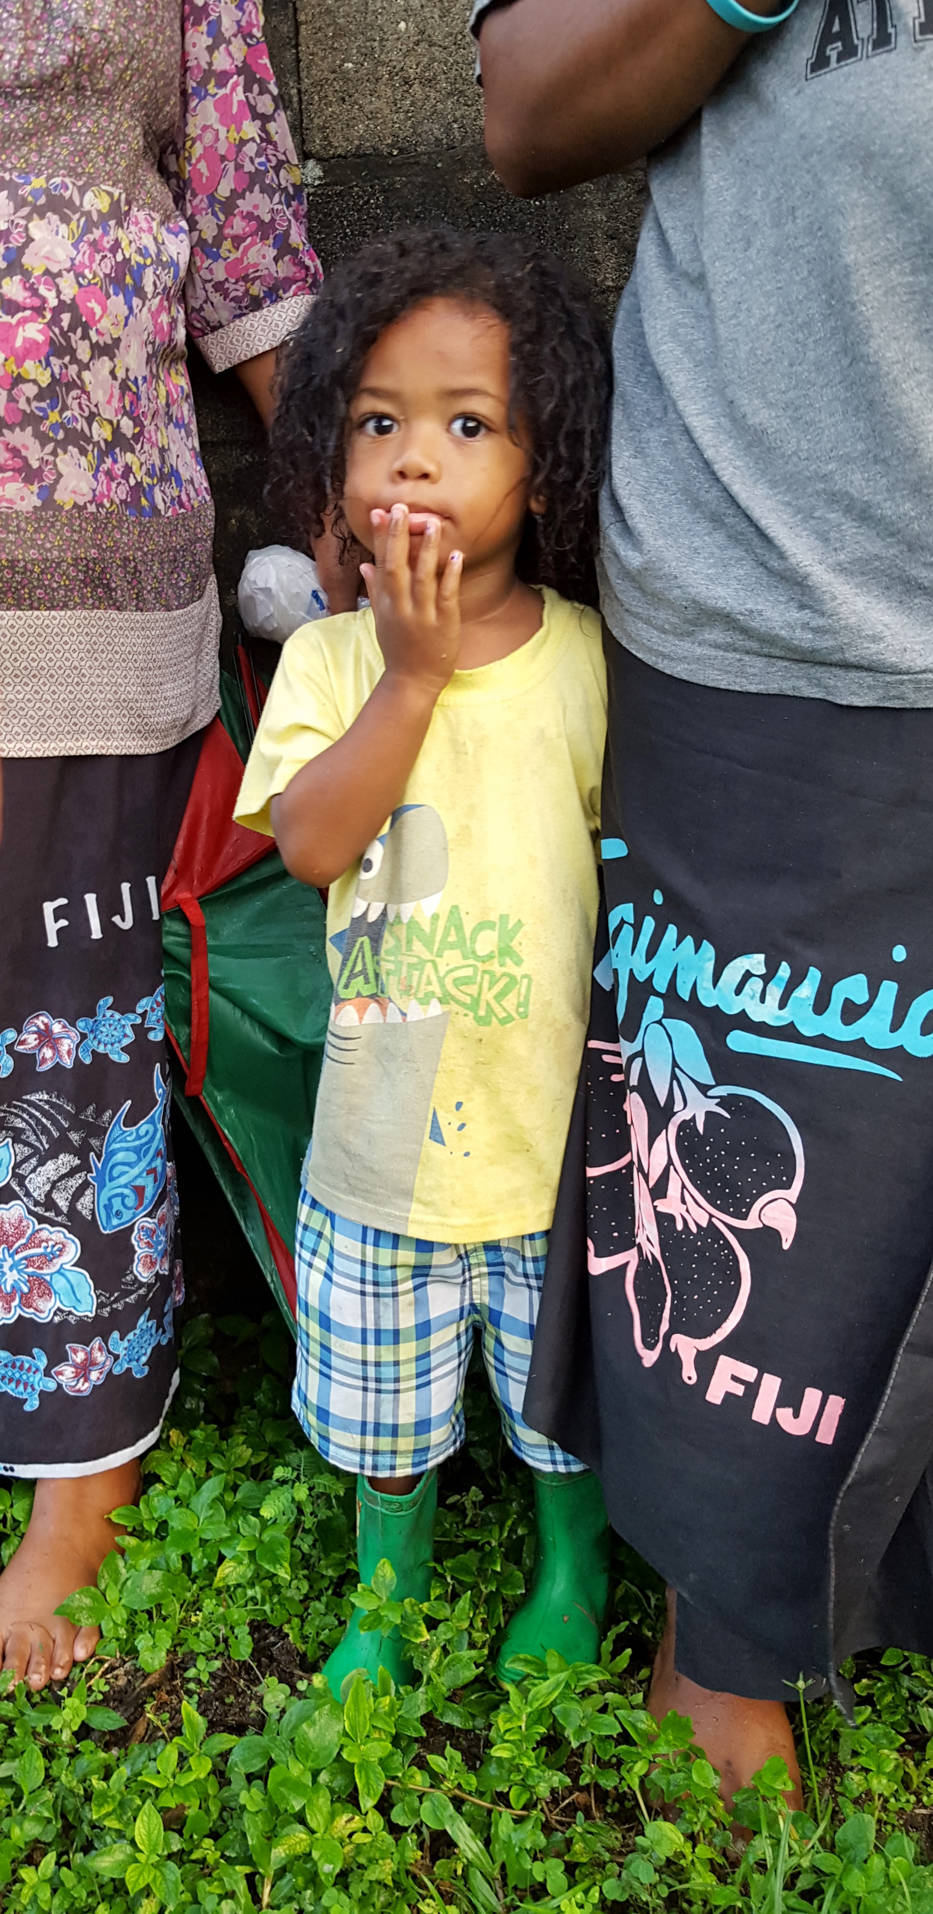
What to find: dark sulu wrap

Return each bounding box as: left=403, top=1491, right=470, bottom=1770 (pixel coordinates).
left=0, top=744, right=197, bottom=1476
left=527, top=642, right=933, bottom=1698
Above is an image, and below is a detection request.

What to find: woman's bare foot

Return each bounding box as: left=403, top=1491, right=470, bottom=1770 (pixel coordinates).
left=0, top=1460, right=141, bottom=1691
left=648, top=1589, right=803, bottom=1815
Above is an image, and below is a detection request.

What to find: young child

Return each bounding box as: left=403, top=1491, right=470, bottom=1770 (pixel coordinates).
left=235, top=229, right=612, bottom=1697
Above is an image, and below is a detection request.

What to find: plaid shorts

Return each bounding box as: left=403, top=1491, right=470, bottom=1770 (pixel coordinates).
left=293, top=1192, right=583, bottom=1477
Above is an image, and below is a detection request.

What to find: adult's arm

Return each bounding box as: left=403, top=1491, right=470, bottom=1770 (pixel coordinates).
left=234, top=348, right=279, bottom=431
left=478, top=0, right=785, bottom=193
left=162, top=0, right=321, bottom=375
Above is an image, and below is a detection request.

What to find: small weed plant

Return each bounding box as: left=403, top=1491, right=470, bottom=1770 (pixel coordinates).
left=2, top=1310, right=933, bottom=1911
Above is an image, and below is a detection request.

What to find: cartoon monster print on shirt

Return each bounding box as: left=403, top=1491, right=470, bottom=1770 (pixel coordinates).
left=327, top=804, right=450, bottom=1046
left=310, top=805, right=452, bottom=1220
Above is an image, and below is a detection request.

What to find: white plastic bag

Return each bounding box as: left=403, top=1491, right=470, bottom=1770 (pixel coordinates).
left=237, top=545, right=328, bottom=643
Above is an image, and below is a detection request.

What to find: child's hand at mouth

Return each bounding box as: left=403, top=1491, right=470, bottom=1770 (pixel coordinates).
left=362, top=503, right=463, bottom=692
left=369, top=506, right=450, bottom=558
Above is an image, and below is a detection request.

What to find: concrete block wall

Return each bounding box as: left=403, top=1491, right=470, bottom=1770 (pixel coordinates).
left=194, top=0, right=645, bottom=628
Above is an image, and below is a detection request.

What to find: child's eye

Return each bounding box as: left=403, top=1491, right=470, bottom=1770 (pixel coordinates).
left=450, top=415, right=487, bottom=441
left=357, top=414, right=397, bottom=437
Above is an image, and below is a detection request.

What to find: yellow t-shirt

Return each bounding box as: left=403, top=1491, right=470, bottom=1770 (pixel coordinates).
left=235, top=587, right=607, bottom=1241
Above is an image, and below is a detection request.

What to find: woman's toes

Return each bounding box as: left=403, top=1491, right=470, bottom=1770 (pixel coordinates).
left=25, top=1628, right=54, bottom=1690
left=50, top=1615, right=77, bottom=1681
left=2, top=1622, right=54, bottom=1690
left=2, top=1621, right=37, bottom=1685
left=72, top=1624, right=100, bottom=1667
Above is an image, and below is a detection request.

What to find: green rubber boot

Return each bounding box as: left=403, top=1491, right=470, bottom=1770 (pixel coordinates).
left=323, top=1472, right=437, bottom=1700
left=495, top=1469, right=611, bottom=1682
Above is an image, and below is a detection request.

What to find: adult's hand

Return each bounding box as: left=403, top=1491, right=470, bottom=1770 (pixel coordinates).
left=479, top=0, right=785, bottom=194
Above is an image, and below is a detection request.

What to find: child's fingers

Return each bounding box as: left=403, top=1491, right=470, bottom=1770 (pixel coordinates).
left=437, top=548, right=463, bottom=611
left=411, top=516, right=442, bottom=611
left=382, top=503, right=411, bottom=587
left=368, top=508, right=391, bottom=569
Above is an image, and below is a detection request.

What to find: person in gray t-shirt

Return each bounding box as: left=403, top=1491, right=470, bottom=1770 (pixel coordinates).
left=474, top=0, right=933, bottom=1821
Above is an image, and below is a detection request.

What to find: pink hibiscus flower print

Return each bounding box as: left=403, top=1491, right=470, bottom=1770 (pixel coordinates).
left=0, top=1202, right=95, bottom=1324
left=15, top=1011, right=79, bottom=1072
left=0, top=314, right=50, bottom=370
left=52, top=1338, right=113, bottom=1397
left=131, top=1198, right=171, bottom=1282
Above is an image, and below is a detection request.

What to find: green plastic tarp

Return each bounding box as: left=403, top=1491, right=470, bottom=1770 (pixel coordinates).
left=162, top=664, right=331, bottom=1328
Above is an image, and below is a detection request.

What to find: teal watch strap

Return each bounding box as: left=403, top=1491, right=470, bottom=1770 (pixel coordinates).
left=705, top=0, right=800, bottom=29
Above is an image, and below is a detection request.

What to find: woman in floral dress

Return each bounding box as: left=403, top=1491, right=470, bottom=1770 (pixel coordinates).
left=0, top=0, right=320, bottom=1688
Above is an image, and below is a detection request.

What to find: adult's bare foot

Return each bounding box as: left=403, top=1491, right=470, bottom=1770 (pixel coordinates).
left=648, top=1589, right=803, bottom=1816
left=0, top=1460, right=141, bottom=1691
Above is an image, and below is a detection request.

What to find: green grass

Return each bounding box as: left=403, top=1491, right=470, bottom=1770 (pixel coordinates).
left=2, top=1308, right=933, bottom=1912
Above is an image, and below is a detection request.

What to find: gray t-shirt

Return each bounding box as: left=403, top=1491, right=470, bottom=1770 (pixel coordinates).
left=471, top=3, right=933, bottom=706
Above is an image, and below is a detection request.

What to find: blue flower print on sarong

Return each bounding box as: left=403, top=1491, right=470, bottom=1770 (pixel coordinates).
left=0, top=1139, right=13, bottom=1187
left=51, top=1337, right=113, bottom=1397
left=15, top=1011, right=79, bottom=1072
left=0, top=1202, right=96, bottom=1326
left=90, top=1065, right=168, bottom=1234
left=0, top=1031, right=15, bottom=1079
left=76, top=996, right=141, bottom=1065
left=108, top=1301, right=173, bottom=1379
left=135, top=984, right=165, bottom=1043
left=0, top=1348, right=57, bottom=1412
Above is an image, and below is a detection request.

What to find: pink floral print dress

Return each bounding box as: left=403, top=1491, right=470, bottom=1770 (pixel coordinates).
left=0, top=0, right=321, bottom=757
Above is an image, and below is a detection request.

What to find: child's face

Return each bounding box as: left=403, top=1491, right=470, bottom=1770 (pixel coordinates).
left=343, top=298, right=537, bottom=576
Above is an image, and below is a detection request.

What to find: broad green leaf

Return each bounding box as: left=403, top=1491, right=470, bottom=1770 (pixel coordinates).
left=56, top=1584, right=108, bottom=1628
left=528, top=1672, right=573, bottom=1710
left=17, top=1744, right=45, bottom=1795
left=88, top=1843, right=135, bottom=1878
left=214, top=1555, right=251, bottom=1588
left=180, top=1699, right=206, bottom=1748
left=267, top=1764, right=311, bottom=1814
left=343, top=1677, right=372, bottom=1744
left=439, top=1652, right=482, bottom=1692
left=121, top=1568, right=177, bottom=1611
left=279, top=1699, right=321, bottom=1739
left=644, top=1819, right=685, bottom=1859
left=269, top=1823, right=313, bottom=1870
left=227, top=1734, right=273, bottom=1776
left=109, top=1504, right=144, bottom=1528
left=85, top=1706, right=128, bottom=1731
left=354, top=1758, right=385, bottom=1812
left=313, top=1835, right=344, bottom=1881
left=159, top=1858, right=184, bottom=1908
left=134, top=1800, right=165, bottom=1861
left=167, top=1506, right=199, bottom=1533
left=305, top=1782, right=332, bottom=1834
left=255, top=1531, right=290, bottom=1578
left=190, top=1474, right=225, bottom=1519
left=371, top=1559, right=397, bottom=1600
left=837, top=1812, right=876, bottom=1867
left=295, top=1701, right=344, bottom=1773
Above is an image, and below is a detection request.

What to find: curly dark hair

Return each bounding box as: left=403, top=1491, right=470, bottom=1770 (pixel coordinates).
left=267, top=227, right=611, bottom=606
